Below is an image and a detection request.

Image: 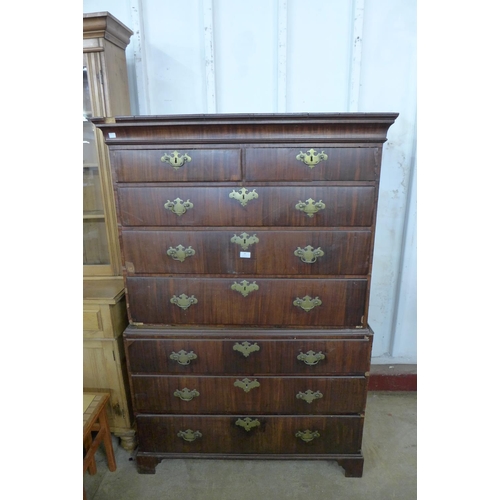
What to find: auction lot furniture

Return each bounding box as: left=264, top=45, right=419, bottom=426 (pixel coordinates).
left=93, top=112, right=397, bottom=477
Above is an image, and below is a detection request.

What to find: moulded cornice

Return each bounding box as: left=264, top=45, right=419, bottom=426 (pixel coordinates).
left=83, top=11, right=133, bottom=50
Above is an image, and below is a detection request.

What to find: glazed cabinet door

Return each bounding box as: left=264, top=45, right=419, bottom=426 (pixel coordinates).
left=83, top=52, right=121, bottom=276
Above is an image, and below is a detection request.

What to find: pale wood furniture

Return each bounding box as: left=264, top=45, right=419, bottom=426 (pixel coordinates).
left=83, top=12, right=135, bottom=450
left=83, top=392, right=116, bottom=500
left=94, top=113, right=398, bottom=476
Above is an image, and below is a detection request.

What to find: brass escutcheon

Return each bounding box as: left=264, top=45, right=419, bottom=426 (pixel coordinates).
left=170, top=350, right=198, bottom=365
left=229, top=187, right=258, bottom=206
left=231, top=232, right=259, bottom=250
left=231, top=280, right=259, bottom=297
left=233, top=341, right=260, bottom=357
left=294, top=245, right=325, bottom=264
left=174, top=388, right=200, bottom=401
left=296, top=149, right=328, bottom=168
left=177, top=429, right=202, bottom=442
left=235, top=417, right=261, bottom=432
left=297, top=350, right=325, bottom=366
left=296, top=390, right=324, bottom=404
left=234, top=378, right=260, bottom=393
left=293, top=295, right=322, bottom=312
left=295, top=198, right=326, bottom=217
left=164, top=198, right=194, bottom=216
left=161, top=150, right=192, bottom=170
left=170, top=293, right=198, bottom=310
left=167, top=244, right=196, bottom=262
left=295, top=429, right=320, bottom=442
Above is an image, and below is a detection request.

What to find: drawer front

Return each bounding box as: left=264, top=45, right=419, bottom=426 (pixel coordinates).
left=83, top=306, right=102, bottom=332
left=136, top=415, right=363, bottom=455
left=126, top=277, right=367, bottom=327
left=131, top=375, right=367, bottom=414
left=111, top=149, right=242, bottom=182
left=245, top=147, right=380, bottom=181
left=126, top=337, right=371, bottom=375
left=117, top=186, right=375, bottom=227
left=121, top=229, right=372, bottom=276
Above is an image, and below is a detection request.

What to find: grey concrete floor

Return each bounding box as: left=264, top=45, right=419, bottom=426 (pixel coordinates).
left=84, top=392, right=417, bottom=500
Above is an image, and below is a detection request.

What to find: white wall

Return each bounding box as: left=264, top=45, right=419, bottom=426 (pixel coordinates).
left=84, top=0, right=417, bottom=364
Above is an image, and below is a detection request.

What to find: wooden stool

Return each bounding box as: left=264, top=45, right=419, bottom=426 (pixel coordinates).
left=83, top=393, right=116, bottom=499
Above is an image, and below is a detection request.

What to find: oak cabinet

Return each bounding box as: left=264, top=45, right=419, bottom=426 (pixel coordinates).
left=83, top=12, right=135, bottom=449
left=94, top=113, right=397, bottom=475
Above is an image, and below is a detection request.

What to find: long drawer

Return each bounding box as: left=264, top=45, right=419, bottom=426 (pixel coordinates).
left=131, top=375, right=368, bottom=414
left=136, top=415, right=364, bottom=455
left=126, top=277, right=367, bottom=327
left=117, top=186, right=376, bottom=227
left=121, top=229, right=372, bottom=276
left=125, top=335, right=372, bottom=375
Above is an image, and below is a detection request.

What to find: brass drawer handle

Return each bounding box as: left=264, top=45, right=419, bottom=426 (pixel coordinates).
left=297, top=350, right=325, bottom=366
left=235, top=417, right=261, bottom=432
left=231, top=232, right=259, bottom=250
left=170, top=294, right=198, bottom=310
left=170, top=350, right=198, bottom=365
left=229, top=187, right=258, bottom=206
left=234, top=378, right=260, bottom=393
left=295, top=429, right=320, bottom=442
left=174, top=388, right=200, bottom=401
left=164, top=198, right=194, bottom=216
left=293, top=295, right=322, bottom=312
left=231, top=280, right=259, bottom=297
left=296, top=390, right=323, bottom=404
left=167, top=244, right=195, bottom=262
left=295, top=198, right=326, bottom=217
left=177, top=429, right=202, bottom=442
left=294, top=245, right=324, bottom=263
left=161, top=150, right=192, bottom=170
left=233, top=341, right=260, bottom=357
left=296, top=148, right=328, bottom=168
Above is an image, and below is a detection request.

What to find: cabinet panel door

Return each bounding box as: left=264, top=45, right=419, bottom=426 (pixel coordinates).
left=83, top=339, right=132, bottom=430
left=126, top=277, right=367, bottom=327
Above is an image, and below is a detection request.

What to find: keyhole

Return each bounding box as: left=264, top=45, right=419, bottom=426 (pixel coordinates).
left=310, top=155, right=314, bottom=162
left=174, top=157, right=178, bottom=163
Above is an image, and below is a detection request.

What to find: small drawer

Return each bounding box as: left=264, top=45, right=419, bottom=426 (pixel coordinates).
left=83, top=306, right=102, bottom=332
left=131, top=375, right=368, bottom=414
left=245, top=147, right=380, bottom=181
left=111, top=148, right=242, bottom=183
left=117, top=186, right=376, bottom=227
left=126, top=276, right=367, bottom=327
left=136, top=415, right=364, bottom=455
left=125, top=335, right=372, bottom=376
left=121, top=228, right=372, bottom=276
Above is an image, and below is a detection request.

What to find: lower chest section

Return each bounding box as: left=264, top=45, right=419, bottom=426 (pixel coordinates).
left=125, top=328, right=371, bottom=458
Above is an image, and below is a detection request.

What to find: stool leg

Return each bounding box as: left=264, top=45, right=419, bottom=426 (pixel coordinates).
left=98, top=410, right=116, bottom=472
left=83, top=433, right=97, bottom=475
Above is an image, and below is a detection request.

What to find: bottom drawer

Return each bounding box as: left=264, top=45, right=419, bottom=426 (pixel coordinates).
left=136, top=415, right=363, bottom=455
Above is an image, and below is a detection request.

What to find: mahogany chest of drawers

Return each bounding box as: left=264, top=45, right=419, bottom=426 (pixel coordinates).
left=94, top=113, right=397, bottom=477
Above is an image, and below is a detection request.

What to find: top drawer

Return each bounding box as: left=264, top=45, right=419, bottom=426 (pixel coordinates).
left=111, top=149, right=242, bottom=182
left=245, top=147, right=380, bottom=181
